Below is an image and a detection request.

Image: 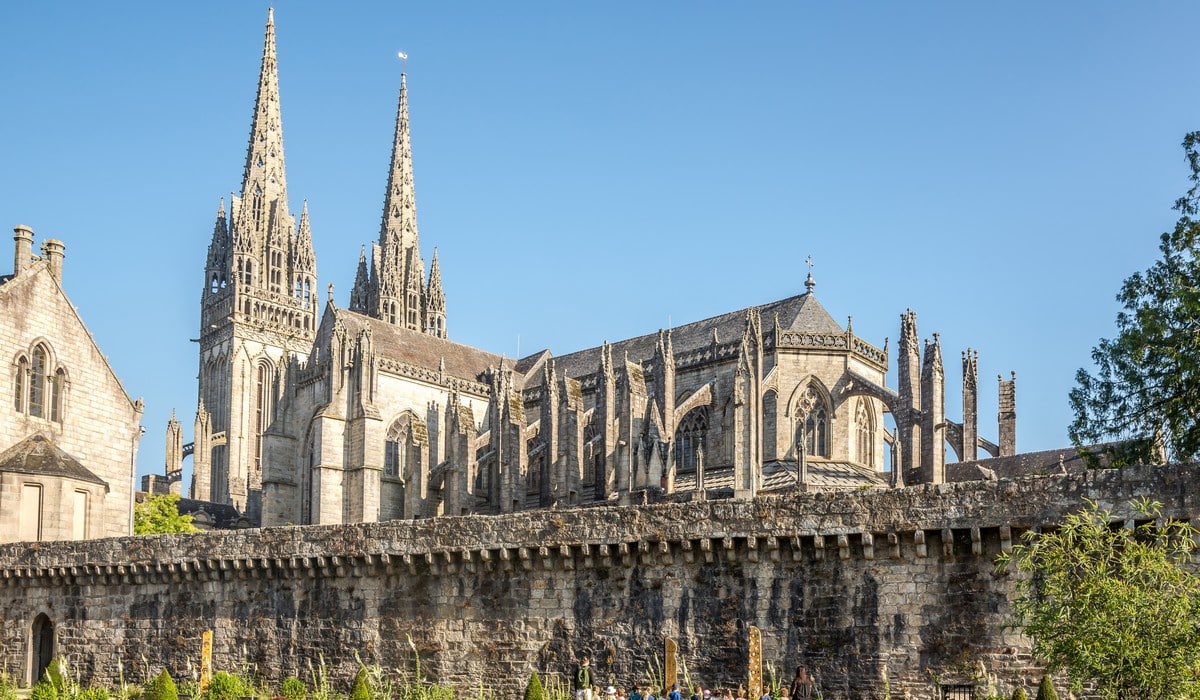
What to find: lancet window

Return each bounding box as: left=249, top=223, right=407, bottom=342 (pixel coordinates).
left=14, top=344, right=64, bottom=422
left=795, top=384, right=830, bottom=459
left=855, top=399, right=875, bottom=466
left=675, top=406, right=709, bottom=473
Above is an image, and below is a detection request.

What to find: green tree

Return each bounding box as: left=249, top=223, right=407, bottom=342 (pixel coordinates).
left=349, top=668, right=370, bottom=700
left=1070, top=132, right=1200, bottom=465
left=134, top=493, right=197, bottom=535
left=998, top=499, right=1200, bottom=700
left=144, top=670, right=179, bottom=700
left=1033, top=677, right=1056, bottom=700
left=523, top=671, right=546, bottom=700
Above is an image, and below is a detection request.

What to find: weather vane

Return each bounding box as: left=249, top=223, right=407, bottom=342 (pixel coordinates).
left=804, top=255, right=815, bottom=293
left=397, top=51, right=408, bottom=61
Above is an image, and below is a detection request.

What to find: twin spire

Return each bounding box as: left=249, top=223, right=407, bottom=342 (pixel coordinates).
left=208, top=9, right=447, bottom=339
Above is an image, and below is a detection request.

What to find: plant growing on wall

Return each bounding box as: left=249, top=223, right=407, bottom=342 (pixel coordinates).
left=999, top=499, right=1200, bottom=700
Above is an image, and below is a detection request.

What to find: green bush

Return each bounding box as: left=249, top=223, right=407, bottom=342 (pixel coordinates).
left=523, top=672, right=545, bottom=700
left=281, top=678, right=306, bottom=700
left=1034, top=677, right=1057, bottom=700
left=1010, top=688, right=1027, bottom=700
left=349, top=669, right=369, bottom=700
left=144, top=671, right=179, bottom=700
left=32, top=680, right=59, bottom=700
left=78, top=688, right=111, bottom=700
left=205, top=672, right=254, bottom=700
left=0, top=671, right=20, bottom=700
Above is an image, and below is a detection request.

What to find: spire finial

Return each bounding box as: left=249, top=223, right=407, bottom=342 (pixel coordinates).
left=804, top=255, right=815, bottom=293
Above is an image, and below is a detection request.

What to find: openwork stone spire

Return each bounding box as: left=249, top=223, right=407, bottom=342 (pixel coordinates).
left=375, top=73, right=423, bottom=326
left=241, top=7, right=288, bottom=210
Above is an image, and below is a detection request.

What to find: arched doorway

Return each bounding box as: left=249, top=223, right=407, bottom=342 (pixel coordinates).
left=31, top=613, right=54, bottom=684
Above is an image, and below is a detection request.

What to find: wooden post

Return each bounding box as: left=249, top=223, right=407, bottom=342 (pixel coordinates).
left=665, top=638, right=679, bottom=691
left=748, top=626, right=762, bottom=698
left=199, top=630, right=213, bottom=691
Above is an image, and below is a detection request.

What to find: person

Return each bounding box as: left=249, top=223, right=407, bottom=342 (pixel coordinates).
left=669, top=684, right=683, bottom=700
left=630, top=686, right=643, bottom=700
left=690, top=686, right=703, bottom=700
left=573, top=655, right=593, bottom=700
left=759, top=687, right=772, bottom=700
left=779, top=688, right=790, bottom=699
left=789, top=666, right=813, bottom=700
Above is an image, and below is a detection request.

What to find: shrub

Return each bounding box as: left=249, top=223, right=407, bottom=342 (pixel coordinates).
left=78, top=689, right=111, bottom=700
left=205, top=672, right=254, bottom=700
left=1010, top=688, right=1027, bottom=700
left=32, top=680, right=59, bottom=700
left=523, top=672, right=545, bottom=700
left=281, top=678, right=306, bottom=700
left=1034, top=677, right=1057, bottom=700
left=144, top=671, right=179, bottom=700
left=0, top=671, right=20, bottom=700
left=349, top=669, right=369, bottom=700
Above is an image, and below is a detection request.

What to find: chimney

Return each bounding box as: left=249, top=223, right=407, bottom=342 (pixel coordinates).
left=41, top=239, right=65, bottom=283
left=12, top=225, right=33, bottom=276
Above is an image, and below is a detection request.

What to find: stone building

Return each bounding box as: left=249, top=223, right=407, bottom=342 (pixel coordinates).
left=175, top=11, right=1019, bottom=526
left=0, top=227, right=144, bottom=543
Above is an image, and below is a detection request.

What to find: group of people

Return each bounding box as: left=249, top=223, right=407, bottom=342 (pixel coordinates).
left=573, top=656, right=815, bottom=700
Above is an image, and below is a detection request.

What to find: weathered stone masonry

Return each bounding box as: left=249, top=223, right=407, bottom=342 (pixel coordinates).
left=2, top=465, right=1197, bottom=698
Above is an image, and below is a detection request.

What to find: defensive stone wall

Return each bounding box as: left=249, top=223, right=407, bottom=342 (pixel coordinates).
left=2, top=465, right=1196, bottom=698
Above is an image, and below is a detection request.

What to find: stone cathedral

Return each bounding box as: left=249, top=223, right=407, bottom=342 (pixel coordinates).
left=167, top=11, right=1021, bottom=526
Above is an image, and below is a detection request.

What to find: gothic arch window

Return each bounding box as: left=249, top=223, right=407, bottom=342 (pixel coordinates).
left=269, top=250, right=284, bottom=293
left=675, top=406, right=709, bottom=473
left=794, top=383, right=831, bottom=459
left=856, top=399, right=875, bottom=466
left=29, top=345, right=47, bottom=418
left=13, top=355, right=27, bottom=412
left=384, top=412, right=424, bottom=481
left=252, top=360, right=274, bottom=471
left=763, top=389, right=778, bottom=461
left=211, top=274, right=220, bottom=294
left=50, top=368, right=65, bottom=423
left=387, top=302, right=398, bottom=326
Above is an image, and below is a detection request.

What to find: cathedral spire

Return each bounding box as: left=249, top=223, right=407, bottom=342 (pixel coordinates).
left=380, top=73, right=419, bottom=253
left=425, top=248, right=446, bottom=338
left=241, top=8, right=288, bottom=212
left=350, top=246, right=371, bottom=314
left=373, top=73, right=424, bottom=329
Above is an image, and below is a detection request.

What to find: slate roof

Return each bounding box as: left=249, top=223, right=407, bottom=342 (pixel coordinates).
left=674, top=459, right=885, bottom=492
left=542, top=292, right=844, bottom=385
left=946, top=441, right=1135, bottom=482
left=175, top=498, right=251, bottom=530
left=0, top=434, right=108, bottom=488
left=333, top=308, right=519, bottom=385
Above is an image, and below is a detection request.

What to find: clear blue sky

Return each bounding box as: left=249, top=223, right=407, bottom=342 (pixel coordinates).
left=2, top=2, right=1196, bottom=481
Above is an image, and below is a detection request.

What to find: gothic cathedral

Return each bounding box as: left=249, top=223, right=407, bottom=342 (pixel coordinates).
left=174, top=12, right=1020, bottom=526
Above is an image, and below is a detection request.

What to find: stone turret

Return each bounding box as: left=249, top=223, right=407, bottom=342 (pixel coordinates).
left=425, top=249, right=446, bottom=338
left=164, top=410, right=183, bottom=495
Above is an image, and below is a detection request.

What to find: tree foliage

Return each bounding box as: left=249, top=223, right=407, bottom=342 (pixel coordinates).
left=1069, top=132, right=1200, bottom=464
left=523, top=671, right=546, bottom=700
left=998, top=499, right=1200, bottom=700
left=134, top=493, right=197, bottom=535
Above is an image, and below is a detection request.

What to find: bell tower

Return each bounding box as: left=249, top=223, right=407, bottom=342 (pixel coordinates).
left=194, top=9, right=317, bottom=521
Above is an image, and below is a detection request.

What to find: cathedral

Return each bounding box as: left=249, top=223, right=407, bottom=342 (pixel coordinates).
left=168, top=11, right=1020, bottom=526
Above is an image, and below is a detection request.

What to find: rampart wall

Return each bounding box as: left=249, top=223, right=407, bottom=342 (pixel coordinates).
left=2, top=465, right=1197, bottom=699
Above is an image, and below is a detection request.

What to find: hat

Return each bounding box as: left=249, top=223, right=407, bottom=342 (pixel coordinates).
left=606, top=687, right=617, bottom=695
left=703, top=692, right=711, bottom=698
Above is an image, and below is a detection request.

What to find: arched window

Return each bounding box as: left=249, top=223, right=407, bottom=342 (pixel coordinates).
left=675, top=406, right=709, bottom=473
left=29, top=346, right=47, bottom=418
left=795, top=384, right=830, bottom=458
left=269, top=250, right=283, bottom=293
left=13, top=356, right=27, bottom=412
left=50, top=368, right=65, bottom=423
left=384, top=413, right=425, bottom=481
left=252, top=361, right=273, bottom=471
left=856, top=399, right=874, bottom=466
left=763, top=389, right=778, bottom=461
left=31, top=613, right=54, bottom=685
